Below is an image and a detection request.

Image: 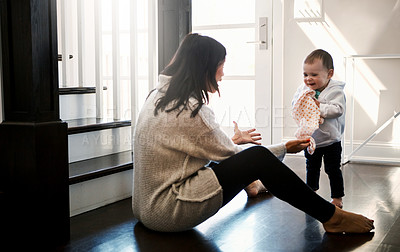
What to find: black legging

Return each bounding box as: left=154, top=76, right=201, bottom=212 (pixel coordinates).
left=211, top=145, right=336, bottom=223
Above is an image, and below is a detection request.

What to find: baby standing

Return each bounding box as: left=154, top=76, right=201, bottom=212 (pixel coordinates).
left=292, top=49, right=346, bottom=208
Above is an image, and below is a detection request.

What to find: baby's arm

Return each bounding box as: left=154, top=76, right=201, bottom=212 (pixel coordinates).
left=319, top=90, right=346, bottom=119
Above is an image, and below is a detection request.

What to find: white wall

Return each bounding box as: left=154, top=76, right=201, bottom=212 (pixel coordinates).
left=279, top=0, right=400, bottom=162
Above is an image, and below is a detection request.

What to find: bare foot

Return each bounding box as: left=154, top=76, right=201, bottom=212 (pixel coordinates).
left=245, top=180, right=267, bottom=197
left=323, top=206, right=374, bottom=233
left=331, top=198, right=343, bottom=209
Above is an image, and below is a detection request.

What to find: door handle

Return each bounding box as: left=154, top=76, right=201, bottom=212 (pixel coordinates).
left=247, top=17, right=268, bottom=50
left=58, top=54, right=74, bottom=61
left=247, top=41, right=266, bottom=44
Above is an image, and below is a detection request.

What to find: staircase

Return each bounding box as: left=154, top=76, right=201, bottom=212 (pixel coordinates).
left=60, top=87, right=133, bottom=216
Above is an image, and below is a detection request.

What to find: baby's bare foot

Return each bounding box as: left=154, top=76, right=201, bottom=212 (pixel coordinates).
left=331, top=198, right=343, bottom=209
left=323, top=206, right=374, bottom=233
left=245, top=180, right=267, bottom=197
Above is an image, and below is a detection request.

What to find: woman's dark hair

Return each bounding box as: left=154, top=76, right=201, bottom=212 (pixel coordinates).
left=154, top=33, right=226, bottom=117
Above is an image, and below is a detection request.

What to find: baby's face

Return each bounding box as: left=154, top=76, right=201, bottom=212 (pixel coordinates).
left=303, top=59, right=333, bottom=91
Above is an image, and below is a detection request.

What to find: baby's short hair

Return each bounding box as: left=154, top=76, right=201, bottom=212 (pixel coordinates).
left=304, top=49, right=334, bottom=70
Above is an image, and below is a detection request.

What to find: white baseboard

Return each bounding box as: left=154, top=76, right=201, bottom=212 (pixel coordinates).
left=68, top=127, right=132, bottom=162
left=69, top=169, right=133, bottom=216
left=343, top=141, right=400, bottom=165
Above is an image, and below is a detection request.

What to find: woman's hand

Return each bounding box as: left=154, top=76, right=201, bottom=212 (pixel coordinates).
left=285, top=139, right=310, bottom=153
left=231, top=121, right=262, bottom=145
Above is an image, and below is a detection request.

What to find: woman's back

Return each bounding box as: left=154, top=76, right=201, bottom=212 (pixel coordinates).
left=132, top=75, right=241, bottom=232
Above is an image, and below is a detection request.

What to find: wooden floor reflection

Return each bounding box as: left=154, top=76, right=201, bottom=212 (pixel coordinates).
left=62, top=156, right=400, bottom=251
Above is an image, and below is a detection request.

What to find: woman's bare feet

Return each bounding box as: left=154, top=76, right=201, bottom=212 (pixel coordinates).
left=331, top=198, right=343, bottom=209
left=245, top=180, right=267, bottom=197
left=323, top=206, right=374, bottom=233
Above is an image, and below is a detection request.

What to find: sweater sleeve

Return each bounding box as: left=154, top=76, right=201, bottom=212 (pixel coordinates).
left=190, top=105, right=243, bottom=161
left=266, top=143, right=287, bottom=161
left=156, top=104, right=242, bottom=162
left=319, top=88, right=346, bottom=119
left=196, top=106, right=288, bottom=162
left=194, top=127, right=243, bottom=161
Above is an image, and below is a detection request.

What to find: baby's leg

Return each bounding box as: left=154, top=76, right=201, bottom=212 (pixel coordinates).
left=304, top=149, right=323, bottom=191
left=330, top=198, right=343, bottom=208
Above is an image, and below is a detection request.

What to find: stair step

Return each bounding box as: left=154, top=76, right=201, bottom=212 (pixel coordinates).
left=59, top=86, right=107, bottom=95
left=66, top=118, right=131, bottom=135
left=69, top=151, right=133, bottom=185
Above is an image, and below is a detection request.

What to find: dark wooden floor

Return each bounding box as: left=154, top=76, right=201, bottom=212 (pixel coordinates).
left=60, top=156, right=400, bottom=252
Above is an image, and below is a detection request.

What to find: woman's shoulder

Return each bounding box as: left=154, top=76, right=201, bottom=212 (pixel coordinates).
left=191, top=101, right=219, bottom=131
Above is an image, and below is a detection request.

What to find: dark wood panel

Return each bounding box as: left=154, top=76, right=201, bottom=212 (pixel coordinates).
left=0, top=0, right=59, bottom=122
left=0, top=0, right=69, bottom=250
left=69, top=163, right=133, bottom=185
left=158, top=0, right=191, bottom=73
left=59, top=86, right=108, bottom=95
left=69, top=151, right=133, bottom=185
left=60, top=87, right=96, bottom=95
left=66, top=118, right=131, bottom=134
left=0, top=121, right=70, bottom=249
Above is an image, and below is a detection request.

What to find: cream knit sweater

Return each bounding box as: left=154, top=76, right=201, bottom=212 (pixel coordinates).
left=132, top=75, right=286, bottom=232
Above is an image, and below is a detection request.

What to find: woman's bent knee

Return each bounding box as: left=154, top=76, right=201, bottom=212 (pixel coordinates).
left=245, top=145, right=274, bottom=158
